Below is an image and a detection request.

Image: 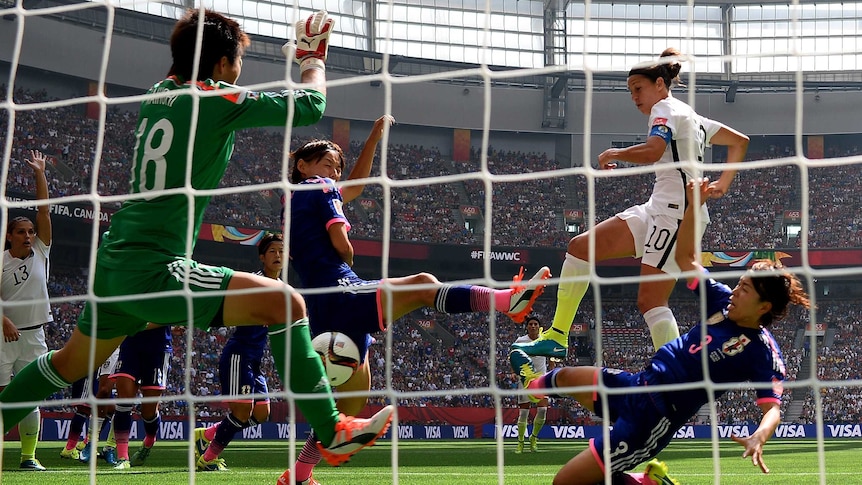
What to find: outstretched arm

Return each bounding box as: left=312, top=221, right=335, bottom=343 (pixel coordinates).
left=25, top=150, right=52, bottom=246
left=707, top=124, right=749, bottom=198
left=675, top=178, right=713, bottom=283
left=731, top=401, right=780, bottom=474
left=341, top=115, right=395, bottom=203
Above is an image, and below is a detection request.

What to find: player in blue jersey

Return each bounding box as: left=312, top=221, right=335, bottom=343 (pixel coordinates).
left=510, top=178, right=811, bottom=485
left=516, top=47, right=750, bottom=360
left=281, top=138, right=551, bottom=485
left=193, top=233, right=282, bottom=471
left=0, top=10, right=394, bottom=473
left=60, top=348, right=118, bottom=464
left=201, top=117, right=397, bottom=476
left=109, top=326, right=172, bottom=470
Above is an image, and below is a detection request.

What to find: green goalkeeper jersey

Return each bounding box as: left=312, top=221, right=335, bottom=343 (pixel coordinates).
left=99, top=76, right=325, bottom=269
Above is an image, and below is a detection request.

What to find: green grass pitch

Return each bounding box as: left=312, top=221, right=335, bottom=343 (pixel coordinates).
left=1, top=439, right=857, bottom=484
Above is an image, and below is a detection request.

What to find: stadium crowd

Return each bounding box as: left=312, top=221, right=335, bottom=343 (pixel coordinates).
left=3, top=85, right=861, bottom=427
left=5, top=86, right=862, bottom=250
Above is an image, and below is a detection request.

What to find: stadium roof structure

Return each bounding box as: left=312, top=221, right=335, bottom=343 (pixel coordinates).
left=3, top=0, right=862, bottom=98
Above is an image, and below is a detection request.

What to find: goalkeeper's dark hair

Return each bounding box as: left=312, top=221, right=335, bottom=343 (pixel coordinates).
left=5, top=216, right=33, bottom=250
left=748, top=260, right=811, bottom=327
left=628, top=47, right=684, bottom=89
left=258, top=232, right=283, bottom=256
left=169, top=9, right=250, bottom=81
left=289, top=140, right=345, bottom=183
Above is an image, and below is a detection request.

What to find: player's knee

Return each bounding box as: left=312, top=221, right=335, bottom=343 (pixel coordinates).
left=567, top=235, right=588, bottom=259
left=412, top=272, right=439, bottom=285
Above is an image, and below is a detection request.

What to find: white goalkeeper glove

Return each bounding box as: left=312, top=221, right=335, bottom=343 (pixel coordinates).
left=282, top=10, right=334, bottom=66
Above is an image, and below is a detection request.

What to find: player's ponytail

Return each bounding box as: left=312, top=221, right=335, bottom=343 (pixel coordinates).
left=628, top=47, right=684, bottom=90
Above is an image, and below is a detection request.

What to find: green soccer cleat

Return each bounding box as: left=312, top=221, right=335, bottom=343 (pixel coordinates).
left=196, top=455, right=229, bottom=471
left=511, top=327, right=568, bottom=359
left=113, top=459, right=131, bottom=470
left=194, top=427, right=210, bottom=459
left=131, top=445, right=152, bottom=466
left=644, top=459, right=680, bottom=485
left=529, top=435, right=538, bottom=453
left=75, top=440, right=88, bottom=451
left=509, top=349, right=545, bottom=403
left=60, top=447, right=80, bottom=460
left=19, top=458, right=46, bottom=471
left=515, top=440, right=524, bottom=454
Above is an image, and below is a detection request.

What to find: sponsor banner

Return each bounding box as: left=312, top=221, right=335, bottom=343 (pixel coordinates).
left=460, top=205, right=481, bottom=217
left=486, top=423, right=858, bottom=440
left=564, top=209, right=583, bottom=221
left=393, top=425, right=474, bottom=439
left=32, top=419, right=862, bottom=441
left=38, top=419, right=473, bottom=441
left=7, top=195, right=114, bottom=225
left=469, top=249, right=529, bottom=263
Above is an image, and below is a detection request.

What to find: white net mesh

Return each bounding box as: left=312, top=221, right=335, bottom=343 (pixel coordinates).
left=1, top=1, right=861, bottom=484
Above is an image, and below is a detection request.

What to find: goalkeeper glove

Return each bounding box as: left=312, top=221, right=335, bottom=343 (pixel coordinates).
left=284, top=10, right=334, bottom=65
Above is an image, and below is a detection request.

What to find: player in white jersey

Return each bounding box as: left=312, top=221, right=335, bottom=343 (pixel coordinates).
left=512, top=316, right=554, bottom=454
left=0, top=149, right=53, bottom=471
left=515, top=47, right=750, bottom=360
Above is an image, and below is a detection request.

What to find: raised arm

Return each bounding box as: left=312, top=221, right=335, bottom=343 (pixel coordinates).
left=707, top=124, right=749, bottom=198
left=675, top=178, right=713, bottom=283
left=24, top=150, right=52, bottom=246
left=731, top=401, right=780, bottom=474
left=341, top=115, right=395, bottom=203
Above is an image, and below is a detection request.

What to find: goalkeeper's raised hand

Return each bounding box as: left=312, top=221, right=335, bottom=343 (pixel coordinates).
left=286, top=10, right=334, bottom=65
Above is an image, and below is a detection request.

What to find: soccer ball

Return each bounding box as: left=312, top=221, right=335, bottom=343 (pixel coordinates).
left=311, top=332, right=360, bottom=386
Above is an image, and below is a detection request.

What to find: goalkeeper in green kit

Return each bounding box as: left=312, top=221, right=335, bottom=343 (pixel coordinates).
left=0, top=9, right=392, bottom=471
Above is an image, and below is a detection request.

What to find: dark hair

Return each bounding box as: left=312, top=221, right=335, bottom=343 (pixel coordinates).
left=628, top=47, right=684, bottom=89
left=524, top=316, right=541, bottom=326
left=5, top=216, right=32, bottom=250
left=748, top=260, right=811, bottom=327
left=289, top=140, right=345, bottom=183
left=258, top=232, right=284, bottom=255
left=168, top=9, right=250, bottom=81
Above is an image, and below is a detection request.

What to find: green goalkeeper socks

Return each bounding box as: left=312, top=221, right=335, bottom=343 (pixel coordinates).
left=268, top=318, right=340, bottom=446
left=1, top=351, right=70, bottom=434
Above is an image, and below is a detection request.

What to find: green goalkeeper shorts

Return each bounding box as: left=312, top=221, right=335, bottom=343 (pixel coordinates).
left=77, top=257, right=234, bottom=339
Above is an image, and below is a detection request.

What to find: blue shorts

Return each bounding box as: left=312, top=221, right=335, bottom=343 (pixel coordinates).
left=306, top=274, right=380, bottom=363
left=589, top=368, right=678, bottom=474
left=112, top=329, right=172, bottom=390
left=219, top=342, right=269, bottom=404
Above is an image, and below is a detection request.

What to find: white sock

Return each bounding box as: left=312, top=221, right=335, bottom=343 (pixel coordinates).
left=644, top=306, right=679, bottom=351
